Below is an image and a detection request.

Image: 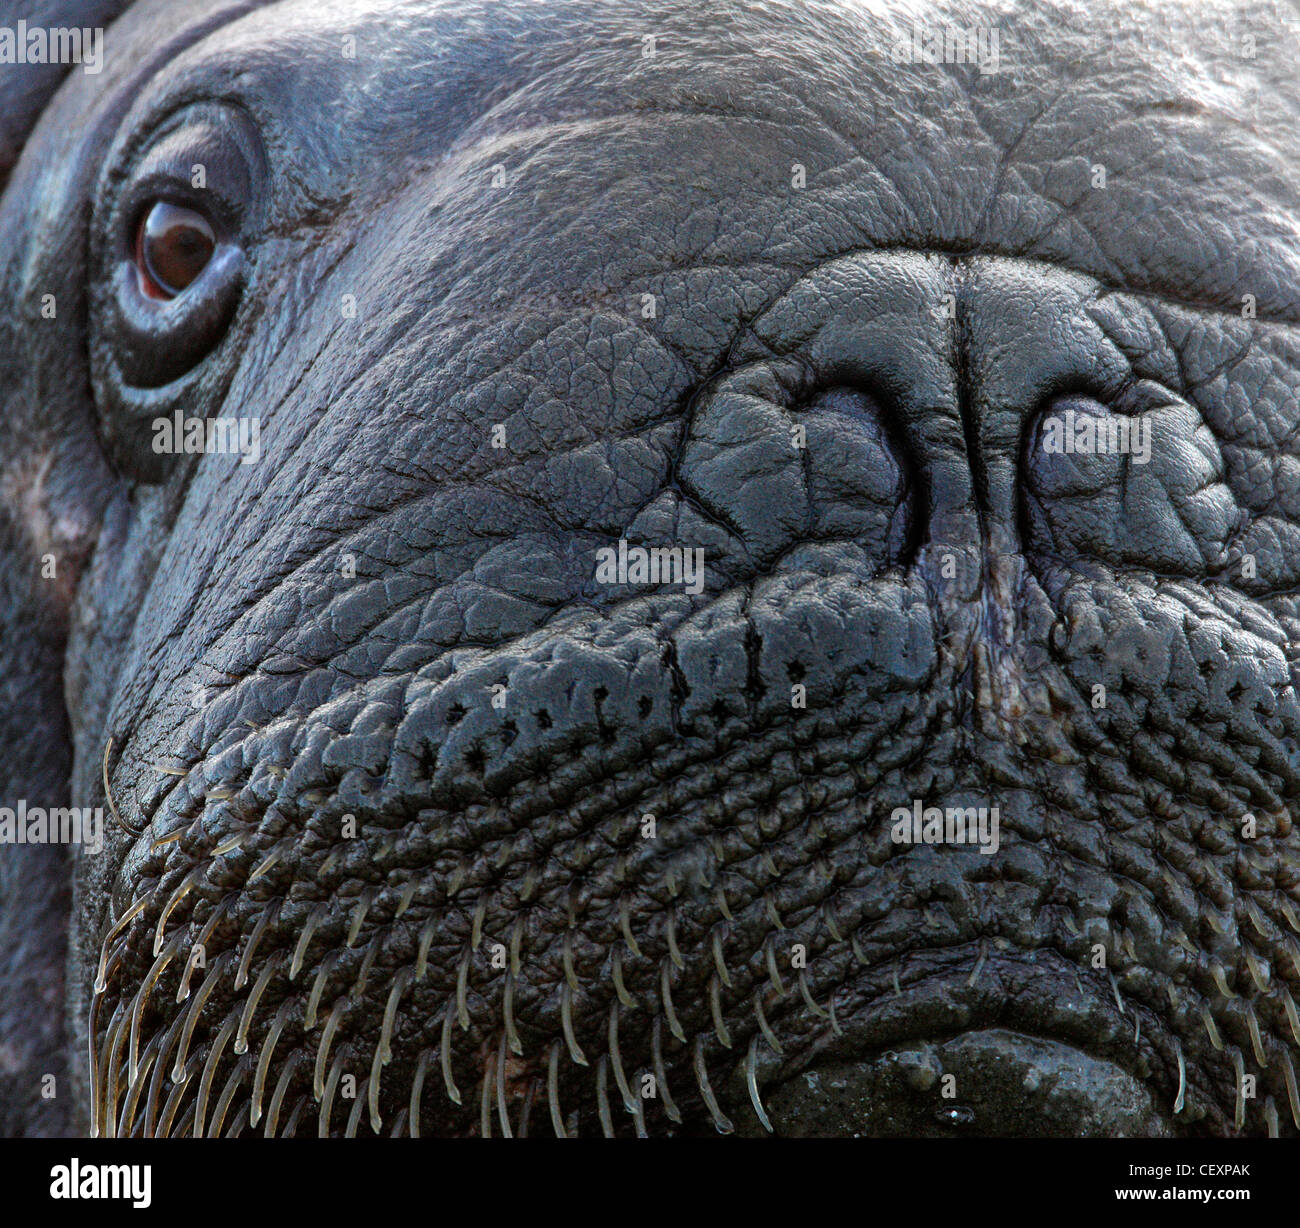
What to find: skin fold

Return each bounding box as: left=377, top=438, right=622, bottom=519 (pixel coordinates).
left=1, top=0, right=1298, bottom=1137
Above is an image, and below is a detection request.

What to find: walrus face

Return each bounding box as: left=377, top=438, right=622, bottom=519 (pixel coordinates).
left=4, top=0, right=1299, bottom=1138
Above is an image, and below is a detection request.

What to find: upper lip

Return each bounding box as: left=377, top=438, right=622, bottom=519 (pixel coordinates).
left=94, top=570, right=1290, bottom=1138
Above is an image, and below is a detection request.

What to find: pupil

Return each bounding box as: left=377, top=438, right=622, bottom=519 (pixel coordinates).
left=139, top=201, right=215, bottom=297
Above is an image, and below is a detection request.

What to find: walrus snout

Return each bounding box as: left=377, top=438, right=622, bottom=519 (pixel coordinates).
left=2, top=0, right=1297, bottom=1141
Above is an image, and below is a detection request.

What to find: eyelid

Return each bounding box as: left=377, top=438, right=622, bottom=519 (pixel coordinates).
left=106, top=241, right=245, bottom=386
left=111, top=112, right=258, bottom=256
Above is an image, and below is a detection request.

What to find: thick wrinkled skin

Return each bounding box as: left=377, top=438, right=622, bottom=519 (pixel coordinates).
left=2, top=0, right=1300, bottom=1138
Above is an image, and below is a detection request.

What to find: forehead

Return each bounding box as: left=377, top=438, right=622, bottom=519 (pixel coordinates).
left=91, top=0, right=1300, bottom=318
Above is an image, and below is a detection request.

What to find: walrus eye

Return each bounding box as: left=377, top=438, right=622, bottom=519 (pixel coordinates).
left=135, top=201, right=216, bottom=298
left=92, top=103, right=263, bottom=416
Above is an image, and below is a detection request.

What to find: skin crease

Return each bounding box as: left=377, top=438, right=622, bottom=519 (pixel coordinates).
left=0, top=0, right=1299, bottom=1139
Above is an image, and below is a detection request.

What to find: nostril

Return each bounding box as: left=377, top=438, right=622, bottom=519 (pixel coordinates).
left=676, top=365, right=916, bottom=571
left=795, top=384, right=917, bottom=563
left=1022, top=387, right=1239, bottom=576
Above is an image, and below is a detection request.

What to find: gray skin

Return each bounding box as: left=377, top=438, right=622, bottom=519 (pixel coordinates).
left=1, top=0, right=1299, bottom=1139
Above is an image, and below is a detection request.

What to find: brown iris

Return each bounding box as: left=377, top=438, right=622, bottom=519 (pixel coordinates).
left=135, top=201, right=216, bottom=298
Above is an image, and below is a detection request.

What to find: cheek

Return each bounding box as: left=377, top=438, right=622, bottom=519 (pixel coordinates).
left=0, top=448, right=100, bottom=609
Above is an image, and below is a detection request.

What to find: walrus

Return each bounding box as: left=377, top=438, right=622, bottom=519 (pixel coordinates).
left=1, top=0, right=1298, bottom=1138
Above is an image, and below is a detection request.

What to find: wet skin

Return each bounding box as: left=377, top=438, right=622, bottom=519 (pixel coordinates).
left=1, top=0, right=1300, bottom=1136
